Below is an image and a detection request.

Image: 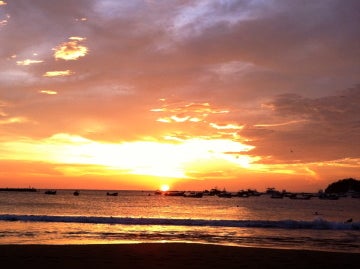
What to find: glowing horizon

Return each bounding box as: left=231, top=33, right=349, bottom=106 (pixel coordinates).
left=0, top=133, right=255, bottom=179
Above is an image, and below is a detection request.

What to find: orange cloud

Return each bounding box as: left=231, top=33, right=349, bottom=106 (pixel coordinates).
left=53, top=37, right=88, bottom=60
left=210, top=123, right=244, bottom=130
left=39, top=90, right=58, bottom=95
left=156, top=117, right=172, bottom=123
left=0, top=116, right=27, bottom=125
left=0, top=133, right=255, bottom=180
left=43, top=70, right=72, bottom=77
left=75, top=17, right=87, bottom=22
left=255, top=120, right=308, bottom=127
left=69, top=36, right=86, bottom=41
left=152, top=101, right=229, bottom=123
left=0, top=19, right=7, bottom=26
left=16, top=59, right=43, bottom=66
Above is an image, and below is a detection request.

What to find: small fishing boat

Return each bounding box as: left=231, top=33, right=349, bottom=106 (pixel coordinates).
left=270, top=192, right=284, bottom=199
left=44, top=190, right=56, bottom=195
left=289, top=193, right=312, bottom=200
left=183, top=191, right=203, bottom=198
left=106, top=192, right=118, bottom=196
left=164, top=191, right=185, bottom=196
left=318, top=193, right=339, bottom=200
left=217, top=192, right=233, bottom=198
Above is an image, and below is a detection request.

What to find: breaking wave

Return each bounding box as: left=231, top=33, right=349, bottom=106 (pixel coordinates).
left=0, top=214, right=359, bottom=230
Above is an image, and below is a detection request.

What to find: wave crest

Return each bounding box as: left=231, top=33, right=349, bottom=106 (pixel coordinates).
left=0, top=214, right=358, bottom=230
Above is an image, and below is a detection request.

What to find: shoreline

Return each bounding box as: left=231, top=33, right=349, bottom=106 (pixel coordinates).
left=0, top=243, right=359, bottom=269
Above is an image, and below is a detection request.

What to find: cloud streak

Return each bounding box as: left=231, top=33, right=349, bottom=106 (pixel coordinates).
left=43, top=70, right=73, bottom=77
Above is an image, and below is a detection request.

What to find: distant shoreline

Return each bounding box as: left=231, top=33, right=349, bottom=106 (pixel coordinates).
left=0, top=187, right=37, bottom=192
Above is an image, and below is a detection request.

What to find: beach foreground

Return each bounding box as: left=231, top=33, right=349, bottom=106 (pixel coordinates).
left=0, top=243, right=359, bottom=269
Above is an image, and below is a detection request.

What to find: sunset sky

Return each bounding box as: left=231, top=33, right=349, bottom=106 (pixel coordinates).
left=0, top=0, right=359, bottom=192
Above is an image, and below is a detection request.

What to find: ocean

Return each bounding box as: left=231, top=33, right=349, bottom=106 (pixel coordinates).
left=0, top=189, right=359, bottom=253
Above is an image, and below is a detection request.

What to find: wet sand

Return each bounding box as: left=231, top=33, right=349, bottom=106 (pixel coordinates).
left=0, top=243, right=359, bottom=269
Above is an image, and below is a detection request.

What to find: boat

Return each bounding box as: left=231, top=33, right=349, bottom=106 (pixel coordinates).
left=270, top=192, right=284, bottom=199
left=164, top=191, right=185, bottom=196
left=318, top=193, right=339, bottom=200
left=44, top=190, right=56, bottom=195
left=217, top=192, right=233, bottom=198
left=73, top=190, right=80, bottom=196
left=106, top=192, right=118, bottom=196
left=183, top=191, right=203, bottom=198
left=246, top=189, right=262, bottom=196
left=236, top=190, right=250, bottom=198
left=266, top=187, right=277, bottom=195
left=204, top=188, right=222, bottom=196
left=289, top=193, right=312, bottom=200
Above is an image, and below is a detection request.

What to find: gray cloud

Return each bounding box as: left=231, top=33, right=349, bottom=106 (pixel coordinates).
left=244, top=85, right=360, bottom=162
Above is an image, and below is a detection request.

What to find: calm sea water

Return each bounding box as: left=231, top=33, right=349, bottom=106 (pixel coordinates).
left=0, top=189, right=359, bottom=253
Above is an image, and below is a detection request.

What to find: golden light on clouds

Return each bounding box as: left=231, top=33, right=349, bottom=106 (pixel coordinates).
left=69, top=36, right=86, bottom=41
left=255, top=120, right=308, bottom=127
left=152, top=101, right=230, bottom=124
left=53, top=37, right=88, bottom=60
left=157, top=118, right=171, bottom=123
left=75, top=17, right=87, bottom=22
left=39, top=90, right=57, bottom=95
left=16, top=59, right=43, bottom=66
left=0, top=133, right=255, bottom=179
left=0, top=117, right=27, bottom=125
left=210, top=123, right=244, bottom=130
left=0, top=14, right=9, bottom=27
left=43, top=70, right=72, bottom=77
left=248, top=162, right=319, bottom=178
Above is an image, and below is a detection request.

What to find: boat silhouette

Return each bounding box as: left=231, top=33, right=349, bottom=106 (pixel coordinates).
left=44, top=190, right=56, bottom=195
left=106, top=192, right=118, bottom=196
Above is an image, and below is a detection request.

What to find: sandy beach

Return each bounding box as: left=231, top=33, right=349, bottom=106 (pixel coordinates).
left=0, top=243, right=358, bottom=269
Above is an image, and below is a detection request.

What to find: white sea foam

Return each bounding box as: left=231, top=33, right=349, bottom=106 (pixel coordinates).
left=0, top=214, right=358, bottom=230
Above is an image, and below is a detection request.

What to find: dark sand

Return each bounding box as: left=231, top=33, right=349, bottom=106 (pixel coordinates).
left=0, top=243, right=359, bottom=269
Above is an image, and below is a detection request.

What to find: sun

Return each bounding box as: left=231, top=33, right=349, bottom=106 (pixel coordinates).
left=160, top=184, right=170, bottom=192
